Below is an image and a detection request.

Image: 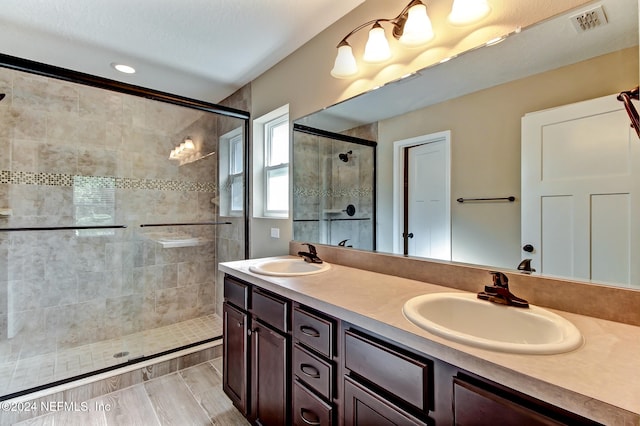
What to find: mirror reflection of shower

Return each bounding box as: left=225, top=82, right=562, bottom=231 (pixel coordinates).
left=338, top=150, right=352, bottom=162
left=292, top=124, right=377, bottom=251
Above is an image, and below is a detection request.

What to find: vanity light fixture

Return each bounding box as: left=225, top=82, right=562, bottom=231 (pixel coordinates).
left=331, top=0, right=491, bottom=79
left=111, top=62, right=136, bottom=74
left=331, top=0, right=433, bottom=78
left=169, top=136, right=202, bottom=166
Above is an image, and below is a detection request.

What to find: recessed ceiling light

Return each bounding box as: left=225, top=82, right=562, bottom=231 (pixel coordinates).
left=111, top=63, right=136, bottom=74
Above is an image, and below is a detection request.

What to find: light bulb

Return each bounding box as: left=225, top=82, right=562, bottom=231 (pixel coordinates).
left=399, top=3, right=434, bottom=47
left=331, top=43, right=358, bottom=78
left=184, top=137, right=195, bottom=150
left=363, top=22, right=391, bottom=63
left=448, top=0, right=491, bottom=25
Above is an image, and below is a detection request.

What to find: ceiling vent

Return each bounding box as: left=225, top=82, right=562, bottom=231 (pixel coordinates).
left=570, top=5, right=608, bottom=32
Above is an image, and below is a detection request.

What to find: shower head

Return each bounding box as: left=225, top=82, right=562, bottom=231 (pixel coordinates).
left=338, top=150, right=352, bottom=162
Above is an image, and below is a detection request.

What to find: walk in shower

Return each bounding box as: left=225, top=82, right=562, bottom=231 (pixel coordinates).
left=292, top=124, right=376, bottom=250
left=0, top=55, right=248, bottom=398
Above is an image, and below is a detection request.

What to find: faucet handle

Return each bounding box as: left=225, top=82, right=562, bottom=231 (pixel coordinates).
left=517, top=259, right=536, bottom=274
left=490, top=271, right=509, bottom=289
left=302, top=243, right=317, bottom=255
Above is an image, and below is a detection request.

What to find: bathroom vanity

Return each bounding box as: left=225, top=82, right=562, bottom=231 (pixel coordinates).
left=219, top=256, right=640, bottom=425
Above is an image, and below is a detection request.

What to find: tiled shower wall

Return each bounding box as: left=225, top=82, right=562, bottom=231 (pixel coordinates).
left=0, top=67, right=246, bottom=363
left=293, top=124, right=376, bottom=250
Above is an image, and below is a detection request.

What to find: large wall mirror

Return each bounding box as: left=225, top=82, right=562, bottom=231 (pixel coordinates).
left=293, top=0, right=639, bottom=289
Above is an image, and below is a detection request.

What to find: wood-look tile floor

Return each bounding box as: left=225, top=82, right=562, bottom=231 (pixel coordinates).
left=14, top=357, right=250, bottom=426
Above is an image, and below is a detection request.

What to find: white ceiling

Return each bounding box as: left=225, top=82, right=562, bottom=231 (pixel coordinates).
left=0, top=0, right=364, bottom=102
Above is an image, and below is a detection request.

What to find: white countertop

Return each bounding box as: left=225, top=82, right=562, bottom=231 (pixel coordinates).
left=219, top=256, right=640, bottom=425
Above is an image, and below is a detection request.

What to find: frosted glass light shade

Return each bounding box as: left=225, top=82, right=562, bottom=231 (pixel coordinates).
left=448, top=0, right=491, bottom=25
left=330, top=44, right=358, bottom=78
left=183, top=138, right=195, bottom=150
left=399, top=3, right=434, bottom=47
left=363, top=24, right=391, bottom=63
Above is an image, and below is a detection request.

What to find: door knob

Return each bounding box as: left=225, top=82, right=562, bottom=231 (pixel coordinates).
left=522, top=244, right=534, bottom=252
left=403, top=232, right=414, bottom=239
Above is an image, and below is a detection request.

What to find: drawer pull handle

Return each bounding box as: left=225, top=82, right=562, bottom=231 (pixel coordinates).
left=300, top=408, right=321, bottom=425
left=300, top=325, right=320, bottom=338
left=300, top=363, right=320, bottom=378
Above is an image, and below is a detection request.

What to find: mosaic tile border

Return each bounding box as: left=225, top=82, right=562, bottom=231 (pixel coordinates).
left=0, top=170, right=217, bottom=193
left=294, top=186, right=374, bottom=198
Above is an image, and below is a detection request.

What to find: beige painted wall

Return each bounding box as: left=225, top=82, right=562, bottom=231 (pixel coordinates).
left=377, top=48, right=638, bottom=268
left=248, top=0, right=599, bottom=258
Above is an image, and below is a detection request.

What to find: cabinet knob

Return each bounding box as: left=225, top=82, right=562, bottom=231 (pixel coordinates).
left=247, top=327, right=259, bottom=336
left=300, top=408, right=321, bottom=426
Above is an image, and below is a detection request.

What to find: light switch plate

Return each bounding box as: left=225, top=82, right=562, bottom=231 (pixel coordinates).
left=270, top=228, right=280, bottom=238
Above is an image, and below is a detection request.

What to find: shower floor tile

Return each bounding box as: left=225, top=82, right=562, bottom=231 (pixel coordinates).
left=1, top=314, right=222, bottom=397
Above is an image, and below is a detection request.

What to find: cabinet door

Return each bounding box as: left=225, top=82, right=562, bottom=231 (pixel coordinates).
left=223, top=302, right=249, bottom=415
left=344, top=377, right=428, bottom=426
left=250, top=321, right=290, bottom=426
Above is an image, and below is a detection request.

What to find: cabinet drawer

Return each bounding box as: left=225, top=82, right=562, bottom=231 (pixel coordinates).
left=224, top=275, right=249, bottom=310
left=252, top=288, right=289, bottom=332
left=293, top=344, right=333, bottom=400
left=293, top=306, right=334, bottom=357
left=293, top=380, right=333, bottom=426
left=453, top=378, right=564, bottom=426
left=344, top=330, right=431, bottom=411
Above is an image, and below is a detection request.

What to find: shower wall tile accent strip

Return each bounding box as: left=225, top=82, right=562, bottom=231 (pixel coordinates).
left=0, top=170, right=217, bottom=193
left=293, top=186, right=373, bottom=198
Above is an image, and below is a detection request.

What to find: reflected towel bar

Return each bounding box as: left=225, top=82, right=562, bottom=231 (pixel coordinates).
left=617, top=86, right=640, bottom=139
left=457, top=196, right=515, bottom=203
left=140, top=221, right=232, bottom=227
left=0, top=225, right=127, bottom=232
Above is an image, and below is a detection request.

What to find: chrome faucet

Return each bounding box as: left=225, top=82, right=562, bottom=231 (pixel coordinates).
left=477, top=271, right=529, bottom=308
left=298, top=243, right=323, bottom=264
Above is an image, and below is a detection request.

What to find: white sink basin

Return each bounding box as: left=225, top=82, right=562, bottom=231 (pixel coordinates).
left=403, top=292, right=583, bottom=354
left=249, top=258, right=331, bottom=276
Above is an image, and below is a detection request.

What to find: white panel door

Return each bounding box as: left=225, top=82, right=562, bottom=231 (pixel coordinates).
left=407, top=141, right=451, bottom=260
left=521, top=94, right=640, bottom=287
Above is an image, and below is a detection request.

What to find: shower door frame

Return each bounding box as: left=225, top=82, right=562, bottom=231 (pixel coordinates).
left=292, top=123, right=377, bottom=250
left=0, top=52, right=251, bottom=400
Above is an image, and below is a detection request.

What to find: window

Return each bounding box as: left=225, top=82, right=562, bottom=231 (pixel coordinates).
left=252, top=105, right=290, bottom=218
left=219, top=127, right=244, bottom=217
left=264, top=115, right=289, bottom=216
left=229, top=134, right=244, bottom=213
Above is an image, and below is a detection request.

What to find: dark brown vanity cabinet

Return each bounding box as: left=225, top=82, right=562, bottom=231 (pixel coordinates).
left=222, top=275, right=291, bottom=426
left=342, top=327, right=433, bottom=425
left=223, top=274, right=602, bottom=426
left=291, top=305, right=337, bottom=426
left=452, top=375, right=601, bottom=426
left=222, top=277, right=250, bottom=415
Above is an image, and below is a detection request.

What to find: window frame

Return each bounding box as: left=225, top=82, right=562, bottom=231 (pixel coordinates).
left=263, top=114, right=289, bottom=217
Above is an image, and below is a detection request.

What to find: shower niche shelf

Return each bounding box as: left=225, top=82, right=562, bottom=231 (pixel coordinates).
left=145, top=233, right=211, bottom=248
